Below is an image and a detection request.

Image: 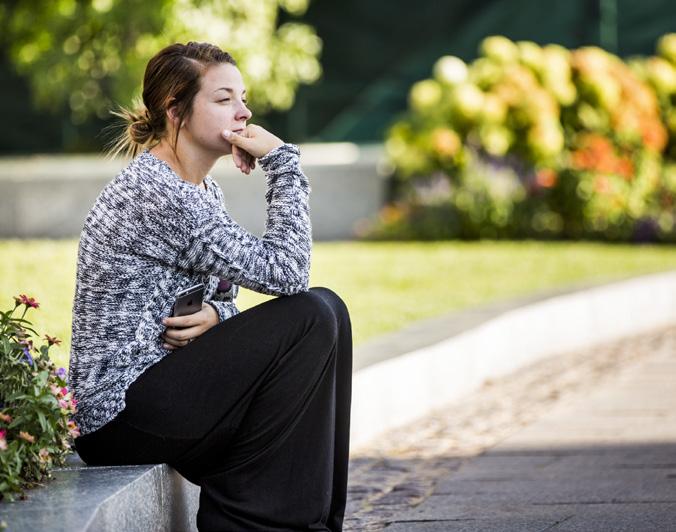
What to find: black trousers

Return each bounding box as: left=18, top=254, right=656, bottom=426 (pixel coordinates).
left=74, top=286, right=353, bottom=532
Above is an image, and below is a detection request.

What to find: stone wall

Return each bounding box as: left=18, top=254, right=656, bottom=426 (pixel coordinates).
left=0, top=143, right=388, bottom=240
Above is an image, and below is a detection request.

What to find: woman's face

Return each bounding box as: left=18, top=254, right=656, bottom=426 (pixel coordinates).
left=181, top=62, right=252, bottom=156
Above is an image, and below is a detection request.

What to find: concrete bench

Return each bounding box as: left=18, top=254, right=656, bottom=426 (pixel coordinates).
left=0, top=454, right=200, bottom=532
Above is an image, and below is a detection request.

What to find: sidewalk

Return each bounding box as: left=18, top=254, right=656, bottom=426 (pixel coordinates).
left=380, top=327, right=676, bottom=531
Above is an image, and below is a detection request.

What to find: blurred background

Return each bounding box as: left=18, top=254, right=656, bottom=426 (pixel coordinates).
left=1, top=0, right=675, bottom=369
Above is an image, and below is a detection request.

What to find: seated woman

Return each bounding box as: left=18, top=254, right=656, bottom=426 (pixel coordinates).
left=69, top=41, right=353, bottom=532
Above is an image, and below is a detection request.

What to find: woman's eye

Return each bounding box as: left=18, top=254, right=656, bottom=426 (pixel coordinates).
left=218, top=99, right=230, bottom=103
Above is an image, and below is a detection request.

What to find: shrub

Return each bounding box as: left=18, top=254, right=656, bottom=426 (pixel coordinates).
left=368, top=33, right=676, bottom=242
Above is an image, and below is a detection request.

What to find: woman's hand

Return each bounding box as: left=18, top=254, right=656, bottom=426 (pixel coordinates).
left=223, top=124, right=284, bottom=174
left=161, top=303, right=219, bottom=350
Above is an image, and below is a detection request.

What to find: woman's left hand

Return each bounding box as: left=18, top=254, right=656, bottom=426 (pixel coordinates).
left=161, top=303, right=219, bottom=350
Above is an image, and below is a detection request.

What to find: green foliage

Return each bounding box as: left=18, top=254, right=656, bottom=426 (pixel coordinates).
left=0, top=295, right=78, bottom=501
left=374, top=33, right=676, bottom=242
left=0, top=0, right=322, bottom=124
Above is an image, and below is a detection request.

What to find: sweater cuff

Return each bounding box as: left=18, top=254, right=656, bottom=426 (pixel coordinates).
left=258, top=143, right=300, bottom=173
left=206, top=300, right=238, bottom=323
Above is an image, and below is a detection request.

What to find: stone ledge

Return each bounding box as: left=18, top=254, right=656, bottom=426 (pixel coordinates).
left=0, top=454, right=199, bottom=532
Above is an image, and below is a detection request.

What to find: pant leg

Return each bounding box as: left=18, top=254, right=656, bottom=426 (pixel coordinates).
left=311, top=288, right=353, bottom=532
left=78, top=286, right=353, bottom=531
left=188, top=287, right=353, bottom=532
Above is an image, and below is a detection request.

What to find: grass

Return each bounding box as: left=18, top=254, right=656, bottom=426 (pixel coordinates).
left=2, top=239, right=676, bottom=369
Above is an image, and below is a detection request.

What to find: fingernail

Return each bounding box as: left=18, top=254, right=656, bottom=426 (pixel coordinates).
left=223, top=129, right=232, bottom=137
left=162, top=318, right=168, bottom=324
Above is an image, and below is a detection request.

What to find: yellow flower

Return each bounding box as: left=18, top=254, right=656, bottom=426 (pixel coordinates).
left=480, top=35, right=519, bottom=64
left=434, top=55, right=468, bottom=86
left=452, top=83, right=484, bottom=120
left=409, top=79, right=443, bottom=113
left=657, top=33, right=676, bottom=64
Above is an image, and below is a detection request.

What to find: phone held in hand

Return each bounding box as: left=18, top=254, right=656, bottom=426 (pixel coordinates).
left=172, top=283, right=204, bottom=317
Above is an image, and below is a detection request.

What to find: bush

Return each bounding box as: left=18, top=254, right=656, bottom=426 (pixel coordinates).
left=366, top=33, right=676, bottom=242
left=0, top=295, right=78, bottom=502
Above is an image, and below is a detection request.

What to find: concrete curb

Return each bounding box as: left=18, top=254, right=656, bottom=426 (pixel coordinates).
left=349, top=270, right=676, bottom=451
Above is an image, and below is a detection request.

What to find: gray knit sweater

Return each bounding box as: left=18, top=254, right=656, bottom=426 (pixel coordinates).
left=69, top=143, right=312, bottom=436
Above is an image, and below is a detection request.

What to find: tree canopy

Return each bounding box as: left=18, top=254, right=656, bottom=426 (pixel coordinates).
left=0, top=0, right=322, bottom=123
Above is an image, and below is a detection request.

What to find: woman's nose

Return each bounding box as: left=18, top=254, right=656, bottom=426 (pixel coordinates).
left=237, top=102, right=252, bottom=121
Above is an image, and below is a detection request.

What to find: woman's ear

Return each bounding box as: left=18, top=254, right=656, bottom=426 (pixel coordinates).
left=165, top=98, right=179, bottom=124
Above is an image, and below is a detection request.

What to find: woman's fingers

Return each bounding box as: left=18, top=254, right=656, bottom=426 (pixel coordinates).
left=222, top=125, right=284, bottom=159
left=161, top=302, right=219, bottom=349
left=162, top=327, right=199, bottom=350
left=231, top=145, right=252, bottom=175
left=232, top=144, right=244, bottom=170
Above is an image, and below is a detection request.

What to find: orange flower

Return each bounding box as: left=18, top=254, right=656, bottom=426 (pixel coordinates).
left=19, top=431, right=36, bottom=444
left=535, top=168, right=558, bottom=188
left=379, top=204, right=407, bottom=225
left=44, top=334, right=62, bottom=346
left=615, top=157, right=634, bottom=180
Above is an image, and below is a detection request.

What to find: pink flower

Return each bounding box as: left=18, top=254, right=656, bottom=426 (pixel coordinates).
left=0, top=430, right=7, bottom=451
left=13, top=294, right=40, bottom=309
left=50, top=384, right=61, bottom=397
left=58, top=399, right=70, bottom=410
left=19, top=338, right=34, bottom=351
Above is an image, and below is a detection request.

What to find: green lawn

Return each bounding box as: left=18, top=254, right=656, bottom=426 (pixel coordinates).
left=2, top=239, right=675, bottom=369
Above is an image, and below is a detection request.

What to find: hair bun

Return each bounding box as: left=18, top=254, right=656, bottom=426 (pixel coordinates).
left=129, top=110, right=155, bottom=144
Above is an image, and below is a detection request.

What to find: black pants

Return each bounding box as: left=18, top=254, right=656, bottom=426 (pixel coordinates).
left=75, top=286, right=353, bottom=532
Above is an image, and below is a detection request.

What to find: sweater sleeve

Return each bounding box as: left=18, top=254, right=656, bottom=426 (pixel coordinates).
left=176, top=143, right=312, bottom=297
left=206, top=300, right=239, bottom=323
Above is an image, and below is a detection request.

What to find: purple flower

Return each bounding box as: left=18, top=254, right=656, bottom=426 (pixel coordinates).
left=23, top=347, right=34, bottom=366
left=56, top=367, right=67, bottom=379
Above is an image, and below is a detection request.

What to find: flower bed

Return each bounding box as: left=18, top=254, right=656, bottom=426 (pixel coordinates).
left=0, top=295, right=78, bottom=502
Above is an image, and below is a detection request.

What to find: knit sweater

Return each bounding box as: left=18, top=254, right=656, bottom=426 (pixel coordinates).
left=69, top=143, right=312, bottom=436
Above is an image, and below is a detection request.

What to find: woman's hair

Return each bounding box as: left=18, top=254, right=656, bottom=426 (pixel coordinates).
left=106, top=41, right=236, bottom=159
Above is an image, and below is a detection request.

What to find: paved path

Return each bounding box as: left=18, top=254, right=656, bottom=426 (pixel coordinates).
left=346, top=326, right=676, bottom=531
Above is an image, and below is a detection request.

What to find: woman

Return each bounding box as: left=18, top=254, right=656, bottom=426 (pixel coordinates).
left=69, top=41, right=353, bottom=532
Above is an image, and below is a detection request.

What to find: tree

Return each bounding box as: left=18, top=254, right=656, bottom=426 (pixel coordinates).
left=0, top=0, right=322, bottom=124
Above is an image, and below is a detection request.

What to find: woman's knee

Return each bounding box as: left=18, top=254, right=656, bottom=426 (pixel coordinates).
left=287, top=287, right=340, bottom=340
left=308, top=286, right=350, bottom=322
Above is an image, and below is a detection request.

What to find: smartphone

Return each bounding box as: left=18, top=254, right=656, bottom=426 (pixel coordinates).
left=172, top=283, right=204, bottom=317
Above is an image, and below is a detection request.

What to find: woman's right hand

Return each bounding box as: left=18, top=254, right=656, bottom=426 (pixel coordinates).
left=222, top=125, right=284, bottom=167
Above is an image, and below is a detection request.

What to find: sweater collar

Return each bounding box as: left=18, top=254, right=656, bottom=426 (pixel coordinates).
left=139, top=148, right=214, bottom=193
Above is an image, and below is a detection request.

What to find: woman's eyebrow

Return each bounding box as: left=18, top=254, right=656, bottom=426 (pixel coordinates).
left=214, top=87, right=247, bottom=94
